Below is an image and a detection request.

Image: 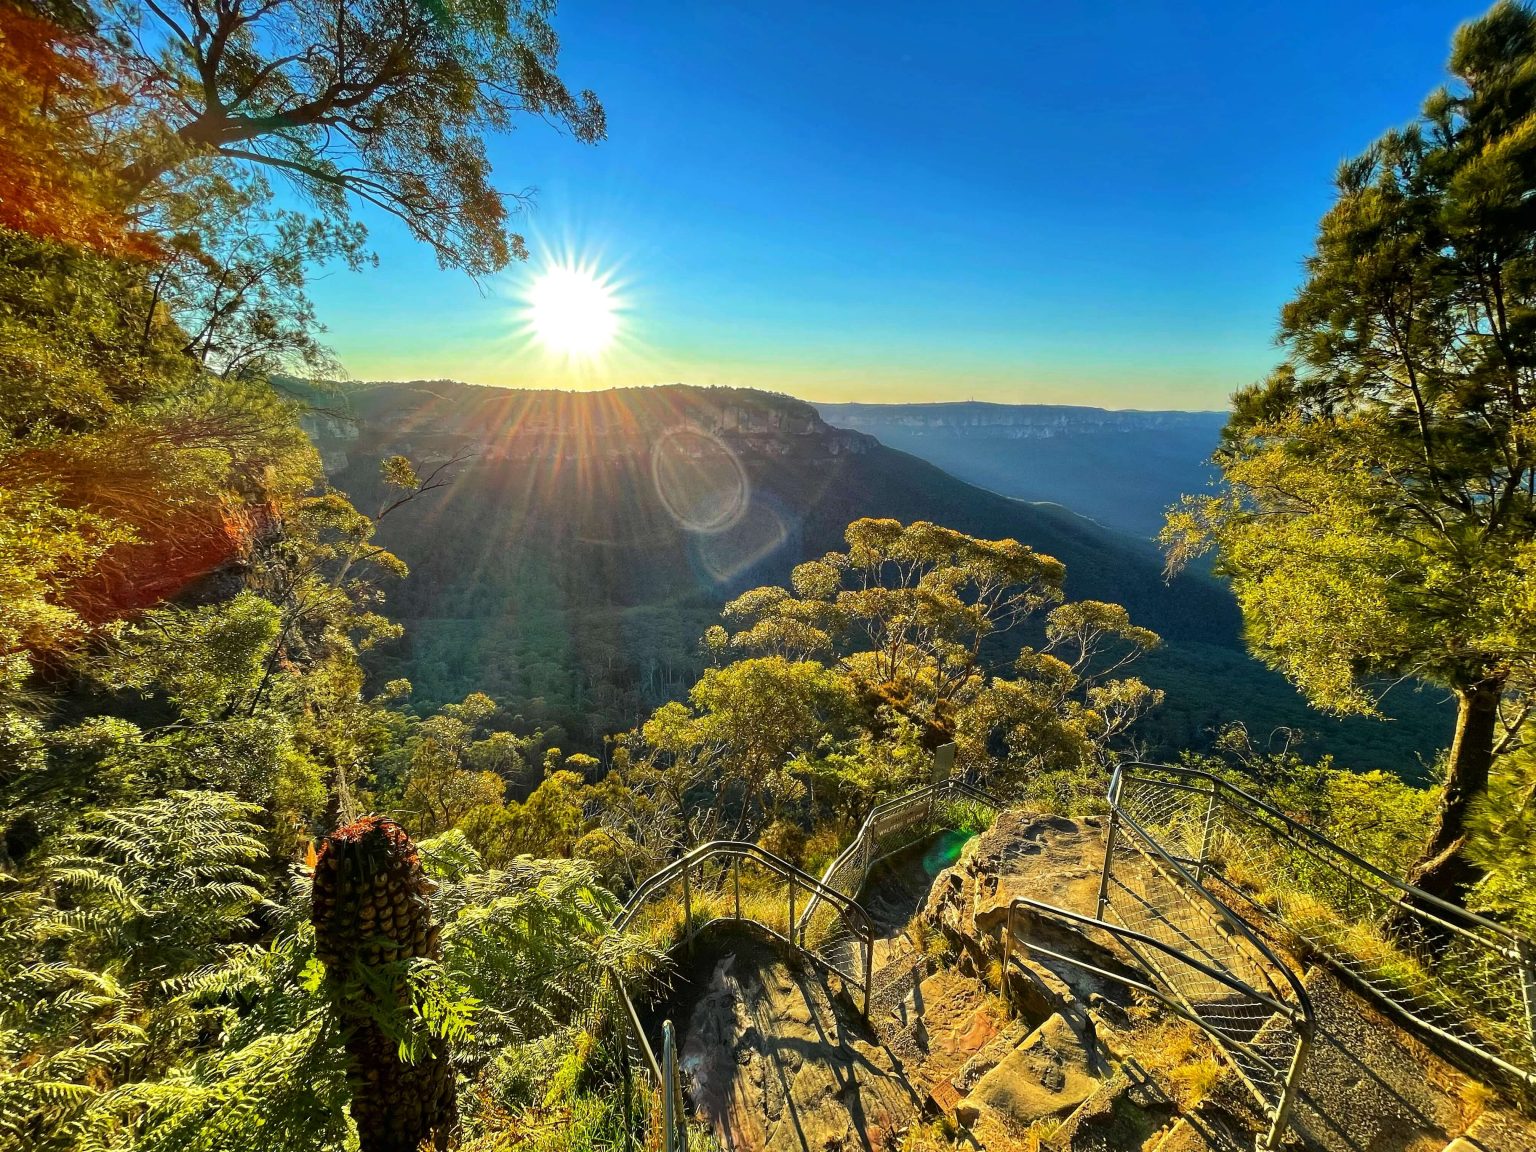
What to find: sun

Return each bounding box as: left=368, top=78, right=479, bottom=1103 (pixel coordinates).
left=523, top=259, right=620, bottom=361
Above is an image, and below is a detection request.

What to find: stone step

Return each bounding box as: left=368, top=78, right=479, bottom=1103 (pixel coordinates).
left=1045, top=1060, right=1173, bottom=1152
left=958, top=1012, right=1105, bottom=1144
left=1439, top=1107, right=1536, bottom=1152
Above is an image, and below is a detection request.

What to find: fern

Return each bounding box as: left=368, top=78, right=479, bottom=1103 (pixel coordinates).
left=438, top=856, right=662, bottom=1063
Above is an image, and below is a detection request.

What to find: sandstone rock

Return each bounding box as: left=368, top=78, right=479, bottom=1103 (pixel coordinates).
left=968, top=1013, right=1101, bottom=1130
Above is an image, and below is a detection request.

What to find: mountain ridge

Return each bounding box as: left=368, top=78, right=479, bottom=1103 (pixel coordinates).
left=815, top=400, right=1228, bottom=538
left=294, top=379, right=1445, bottom=772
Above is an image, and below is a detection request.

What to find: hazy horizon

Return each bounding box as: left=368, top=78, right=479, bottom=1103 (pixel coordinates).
left=327, top=374, right=1233, bottom=415
left=299, top=0, right=1488, bottom=410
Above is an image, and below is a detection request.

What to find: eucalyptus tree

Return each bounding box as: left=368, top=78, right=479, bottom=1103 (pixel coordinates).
left=97, top=0, right=603, bottom=275
left=1165, top=1, right=1536, bottom=903
left=687, top=518, right=1162, bottom=810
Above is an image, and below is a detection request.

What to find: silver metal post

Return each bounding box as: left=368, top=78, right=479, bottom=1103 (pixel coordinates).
left=733, top=857, right=741, bottom=921
left=662, top=1020, right=678, bottom=1152
left=1001, top=904, right=1014, bottom=1015
left=681, top=868, right=693, bottom=954
left=1263, top=1029, right=1311, bottom=1151
left=787, top=876, right=796, bottom=946
left=1096, top=808, right=1118, bottom=921
left=1195, top=781, right=1218, bottom=886
left=1520, top=937, right=1536, bottom=1064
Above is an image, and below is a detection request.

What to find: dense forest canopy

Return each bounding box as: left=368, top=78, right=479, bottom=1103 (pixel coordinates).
left=2, top=0, right=1535, bottom=1149
left=306, top=377, right=1451, bottom=772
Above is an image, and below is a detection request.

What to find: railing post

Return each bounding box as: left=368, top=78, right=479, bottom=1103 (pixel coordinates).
left=1001, top=904, right=1014, bottom=1016
left=681, top=867, right=693, bottom=955
left=1520, top=937, right=1536, bottom=1065
left=733, top=856, right=741, bottom=921
left=619, top=1016, right=634, bottom=1152
left=1195, top=780, right=1218, bottom=886
left=860, top=827, right=872, bottom=888
left=787, top=875, right=797, bottom=946
left=1264, top=1027, right=1311, bottom=1151
left=662, top=1020, right=678, bottom=1152
left=1096, top=807, right=1118, bottom=921
left=863, top=921, right=874, bottom=1019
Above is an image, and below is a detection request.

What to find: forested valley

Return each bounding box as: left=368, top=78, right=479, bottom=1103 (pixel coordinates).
left=4, top=0, right=1536, bottom=1150
left=298, top=378, right=1448, bottom=775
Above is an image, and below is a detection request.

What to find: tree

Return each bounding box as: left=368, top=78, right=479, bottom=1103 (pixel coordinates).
left=632, top=519, right=1163, bottom=833
left=1164, top=1, right=1536, bottom=903
left=0, top=5, right=150, bottom=256
left=101, top=0, right=603, bottom=274
left=719, top=519, right=1162, bottom=779
left=143, top=169, right=371, bottom=379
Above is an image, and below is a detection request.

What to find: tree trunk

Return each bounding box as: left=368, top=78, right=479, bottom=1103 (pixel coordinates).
left=1404, top=678, right=1501, bottom=906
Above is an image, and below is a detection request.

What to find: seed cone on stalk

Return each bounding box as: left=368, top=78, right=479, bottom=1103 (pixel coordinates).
left=311, top=815, right=455, bottom=1152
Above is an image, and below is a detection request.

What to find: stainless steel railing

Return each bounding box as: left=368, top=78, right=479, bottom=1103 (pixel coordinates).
left=1003, top=896, right=1313, bottom=1151
left=1110, top=762, right=1536, bottom=1094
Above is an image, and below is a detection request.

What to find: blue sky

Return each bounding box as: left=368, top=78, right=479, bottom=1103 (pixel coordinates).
left=304, top=1, right=1487, bottom=410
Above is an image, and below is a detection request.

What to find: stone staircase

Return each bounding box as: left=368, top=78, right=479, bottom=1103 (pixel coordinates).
left=665, top=806, right=1536, bottom=1152
left=906, top=808, right=1536, bottom=1152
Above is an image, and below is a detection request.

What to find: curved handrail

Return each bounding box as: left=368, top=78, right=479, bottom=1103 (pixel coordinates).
left=1007, top=896, right=1311, bottom=1032
left=797, top=776, right=1003, bottom=937
left=1116, top=762, right=1527, bottom=948
left=1112, top=761, right=1536, bottom=1092
left=1004, top=896, right=1312, bottom=1151
left=617, top=839, right=876, bottom=937
left=610, top=839, right=881, bottom=1151
left=1105, top=766, right=1315, bottom=1021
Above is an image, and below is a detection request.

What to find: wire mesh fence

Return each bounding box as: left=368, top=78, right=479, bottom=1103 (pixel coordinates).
left=1004, top=896, right=1311, bottom=1151
left=798, top=777, right=1001, bottom=937
left=1093, top=770, right=1315, bottom=1147
left=1112, top=762, right=1536, bottom=1095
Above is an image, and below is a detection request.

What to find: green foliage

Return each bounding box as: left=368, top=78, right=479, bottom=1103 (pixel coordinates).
left=433, top=854, right=660, bottom=1061
left=1164, top=1, right=1536, bottom=899
left=99, top=0, right=603, bottom=275
left=654, top=518, right=1164, bottom=826
left=44, top=792, right=266, bottom=981
left=1468, top=745, right=1536, bottom=931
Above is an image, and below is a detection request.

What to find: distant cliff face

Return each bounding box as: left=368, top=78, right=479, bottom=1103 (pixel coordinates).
left=814, top=401, right=1226, bottom=538
left=304, top=382, right=872, bottom=476
left=819, top=401, right=1223, bottom=438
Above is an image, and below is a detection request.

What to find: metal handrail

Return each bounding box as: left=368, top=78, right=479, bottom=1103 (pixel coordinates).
left=1103, top=768, right=1316, bottom=1018
left=607, top=778, right=999, bottom=1150
left=1003, top=896, right=1312, bottom=1151
left=613, top=841, right=877, bottom=1152
left=1007, top=896, right=1309, bottom=1025
left=1112, top=761, right=1536, bottom=1091
left=618, top=840, right=876, bottom=938
left=797, top=776, right=1002, bottom=938
left=1117, top=763, right=1526, bottom=946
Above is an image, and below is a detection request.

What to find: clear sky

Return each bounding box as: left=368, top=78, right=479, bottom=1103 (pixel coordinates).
left=303, top=1, right=1488, bottom=411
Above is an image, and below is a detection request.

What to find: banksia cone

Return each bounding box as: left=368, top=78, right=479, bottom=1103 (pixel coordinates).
left=312, top=816, right=455, bottom=1152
